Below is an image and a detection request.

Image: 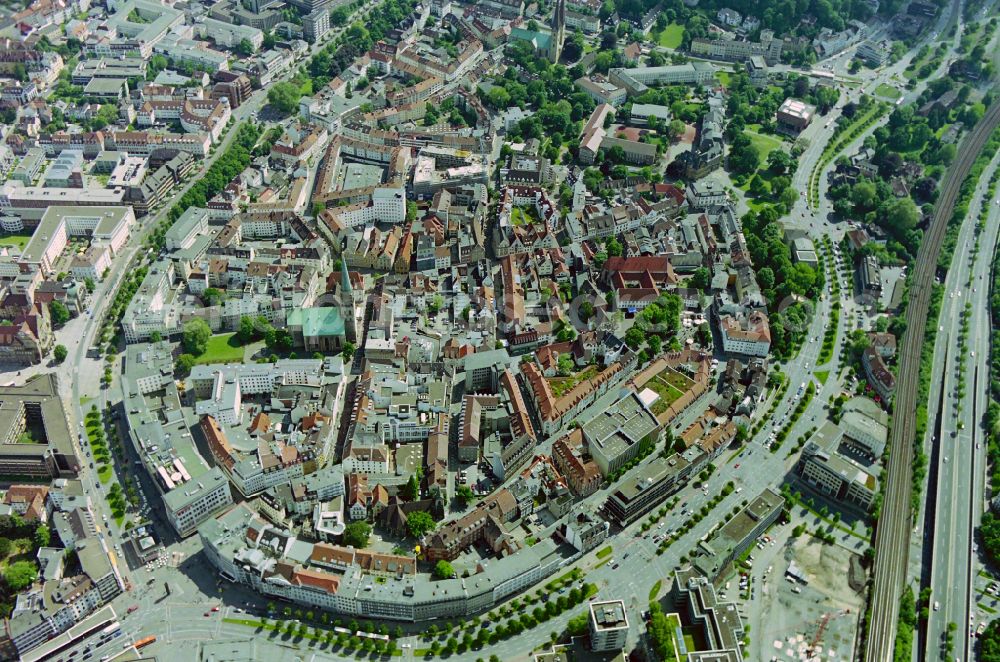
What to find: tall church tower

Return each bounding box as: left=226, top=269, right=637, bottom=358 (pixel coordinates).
left=340, top=259, right=358, bottom=344
left=549, top=0, right=566, bottom=64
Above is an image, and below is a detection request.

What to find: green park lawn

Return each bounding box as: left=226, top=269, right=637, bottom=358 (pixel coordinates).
left=97, top=465, right=113, bottom=484
left=195, top=333, right=246, bottom=365
left=746, top=131, right=785, bottom=164
left=0, top=234, right=32, bottom=251
left=873, top=83, right=901, bottom=99
left=510, top=206, right=539, bottom=226
left=657, top=23, right=685, bottom=49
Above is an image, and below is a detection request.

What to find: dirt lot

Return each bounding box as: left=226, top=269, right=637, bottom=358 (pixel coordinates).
left=750, top=532, right=866, bottom=661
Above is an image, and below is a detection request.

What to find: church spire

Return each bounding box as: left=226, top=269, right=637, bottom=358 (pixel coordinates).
left=341, top=258, right=352, bottom=297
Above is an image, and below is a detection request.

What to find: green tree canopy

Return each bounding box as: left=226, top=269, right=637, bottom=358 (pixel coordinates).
left=433, top=560, right=455, bottom=580
left=400, top=473, right=419, bottom=501
left=341, top=341, right=357, bottom=362
left=4, top=560, right=37, bottom=591
left=49, top=301, right=70, bottom=327
left=406, top=510, right=436, bottom=539
left=182, top=319, right=212, bottom=355
left=267, top=81, right=303, bottom=114
left=343, top=521, right=371, bottom=548
left=690, top=267, right=711, bottom=291
left=175, top=353, right=197, bottom=377
left=454, top=484, right=475, bottom=507
left=980, top=619, right=1000, bottom=661
left=53, top=345, right=68, bottom=364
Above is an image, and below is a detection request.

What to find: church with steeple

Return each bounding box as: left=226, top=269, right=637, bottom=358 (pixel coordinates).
left=548, top=0, right=566, bottom=63
left=285, top=260, right=359, bottom=353
left=340, top=259, right=358, bottom=344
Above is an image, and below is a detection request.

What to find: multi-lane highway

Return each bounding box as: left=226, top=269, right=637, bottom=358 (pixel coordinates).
left=924, top=150, right=1000, bottom=660
left=864, top=98, right=1000, bottom=662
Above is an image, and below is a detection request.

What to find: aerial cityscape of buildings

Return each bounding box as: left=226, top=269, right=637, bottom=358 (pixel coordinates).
left=0, top=0, right=994, bottom=659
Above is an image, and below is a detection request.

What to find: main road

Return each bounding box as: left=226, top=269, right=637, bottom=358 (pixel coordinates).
left=924, top=150, right=1000, bottom=661
left=864, top=99, right=1000, bottom=662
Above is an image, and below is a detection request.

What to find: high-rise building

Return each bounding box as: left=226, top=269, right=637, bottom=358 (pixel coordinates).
left=589, top=600, right=629, bottom=651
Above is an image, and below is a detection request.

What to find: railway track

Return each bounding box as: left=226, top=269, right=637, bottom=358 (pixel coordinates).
left=863, top=98, right=1000, bottom=662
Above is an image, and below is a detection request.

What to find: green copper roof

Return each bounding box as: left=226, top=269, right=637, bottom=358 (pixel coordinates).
left=287, top=307, right=346, bottom=337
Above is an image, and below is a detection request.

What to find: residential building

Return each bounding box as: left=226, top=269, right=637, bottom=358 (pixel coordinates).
left=718, top=309, right=771, bottom=358
left=861, top=345, right=895, bottom=402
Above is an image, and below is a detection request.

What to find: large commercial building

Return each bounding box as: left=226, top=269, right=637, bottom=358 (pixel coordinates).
left=120, top=261, right=179, bottom=343
left=200, top=502, right=565, bottom=621
left=794, top=421, right=878, bottom=511
left=672, top=567, right=746, bottom=661
left=609, top=62, right=716, bottom=96
left=690, top=30, right=783, bottom=64
left=582, top=390, right=659, bottom=476
left=18, top=206, right=134, bottom=277
left=122, top=342, right=234, bottom=536
left=0, top=374, right=78, bottom=479
left=603, top=449, right=706, bottom=525
left=103, top=0, right=185, bottom=58
left=691, top=488, right=784, bottom=582
left=776, top=98, right=814, bottom=134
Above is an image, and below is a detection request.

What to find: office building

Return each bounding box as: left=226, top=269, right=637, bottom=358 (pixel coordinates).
left=691, top=488, right=784, bottom=581
left=589, top=600, right=629, bottom=652
left=0, top=374, right=77, bottom=479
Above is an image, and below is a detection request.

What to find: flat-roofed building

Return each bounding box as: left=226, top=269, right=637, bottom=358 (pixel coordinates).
left=82, top=77, right=127, bottom=101
left=583, top=390, right=659, bottom=476
left=795, top=423, right=878, bottom=511
left=589, top=600, right=629, bottom=651
left=575, top=75, right=628, bottom=106
left=776, top=98, right=814, bottom=134
left=673, top=567, right=745, bottom=660
left=19, top=206, right=134, bottom=277
left=628, top=103, right=671, bottom=126
left=691, top=487, right=784, bottom=581
left=9, top=148, right=44, bottom=185
left=609, top=62, right=716, bottom=96
left=0, top=374, right=78, bottom=479
left=0, top=183, right=126, bottom=211
left=603, top=451, right=702, bottom=525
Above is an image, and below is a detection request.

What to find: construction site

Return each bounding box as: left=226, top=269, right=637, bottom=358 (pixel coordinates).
left=747, top=518, right=867, bottom=661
